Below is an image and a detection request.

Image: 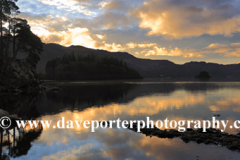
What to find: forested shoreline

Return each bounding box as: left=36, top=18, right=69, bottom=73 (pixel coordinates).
left=44, top=54, right=143, bottom=80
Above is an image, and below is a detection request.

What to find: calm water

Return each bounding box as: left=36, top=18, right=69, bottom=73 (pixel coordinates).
left=1, top=80, right=240, bottom=160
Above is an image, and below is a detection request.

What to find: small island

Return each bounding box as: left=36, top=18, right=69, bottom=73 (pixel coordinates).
left=195, top=71, right=212, bottom=79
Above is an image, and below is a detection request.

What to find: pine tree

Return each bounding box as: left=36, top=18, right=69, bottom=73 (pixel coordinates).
left=0, top=0, right=19, bottom=58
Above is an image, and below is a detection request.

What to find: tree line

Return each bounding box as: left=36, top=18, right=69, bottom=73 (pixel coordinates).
left=0, top=0, right=43, bottom=76
left=45, top=53, right=143, bottom=80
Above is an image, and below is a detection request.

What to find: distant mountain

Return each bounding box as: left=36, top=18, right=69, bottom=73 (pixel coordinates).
left=35, top=43, right=240, bottom=78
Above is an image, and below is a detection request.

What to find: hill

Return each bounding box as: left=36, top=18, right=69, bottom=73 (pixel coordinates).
left=32, top=43, right=240, bottom=78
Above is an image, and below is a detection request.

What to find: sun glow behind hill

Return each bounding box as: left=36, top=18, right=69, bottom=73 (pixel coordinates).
left=17, top=0, right=240, bottom=64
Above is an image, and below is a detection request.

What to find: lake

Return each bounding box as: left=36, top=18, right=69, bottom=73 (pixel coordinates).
left=1, top=80, right=240, bottom=160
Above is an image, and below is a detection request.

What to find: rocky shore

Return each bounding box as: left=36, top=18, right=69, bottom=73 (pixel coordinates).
left=129, top=123, right=240, bottom=151
left=0, top=84, right=60, bottom=95
left=0, top=59, right=60, bottom=94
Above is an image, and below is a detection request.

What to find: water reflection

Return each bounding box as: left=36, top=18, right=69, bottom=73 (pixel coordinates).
left=0, top=124, right=43, bottom=160
left=0, top=94, right=42, bottom=159
left=1, top=82, right=240, bottom=159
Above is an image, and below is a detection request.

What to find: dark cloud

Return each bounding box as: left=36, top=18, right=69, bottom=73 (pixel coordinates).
left=103, top=1, right=131, bottom=12
left=93, top=11, right=137, bottom=29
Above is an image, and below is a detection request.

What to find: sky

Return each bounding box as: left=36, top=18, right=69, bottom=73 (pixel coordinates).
left=15, top=0, right=240, bottom=64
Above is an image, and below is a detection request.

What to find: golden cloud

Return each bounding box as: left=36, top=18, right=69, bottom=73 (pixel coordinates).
left=126, top=42, right=158, bottom=49
left=135, top=42, right=240, bottom=58
left=142, top=46, right=204, bottom=58
left=37, top=28, right=96, bottom=48
left=134, top=0, right=240, bottom=38
left=204, top=43, right=240, bottom=57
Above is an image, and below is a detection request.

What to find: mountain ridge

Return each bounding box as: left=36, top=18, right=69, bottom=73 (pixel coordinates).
left=34, top=43, right=240, bottom=78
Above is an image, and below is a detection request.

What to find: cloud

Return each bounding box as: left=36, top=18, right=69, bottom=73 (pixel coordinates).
left=124, top=42, right=203, bottom=58
left=135, top=42, right=240, bottom=58
left=93, top=11, right=136, bottom=29
left=204, top=43, right=240, bottom=57
left=100, top=0, right=131, bottom=12
left=18, top=13, right=71, bottom=32
left=134, top=0, right=240, bottom=38
left=87, top=0, right=139, bottom=30
left=124, top=42, right=204, bottom=58
left=142, top=46, right=204, bottom=58
left=98, top=43, right=125, bottom=52
left=38, top=0, right=97, bottom=16
left=126, top=42, right=158, bottom=49
left=39, top=28, right=97, bottom=48
left=40, top=34, right=64, bottom=44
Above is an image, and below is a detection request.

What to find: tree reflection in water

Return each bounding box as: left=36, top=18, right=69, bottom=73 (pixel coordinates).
left=0, top=92, right=43, bottom=160
left=0, top=122, right=43, bottom=160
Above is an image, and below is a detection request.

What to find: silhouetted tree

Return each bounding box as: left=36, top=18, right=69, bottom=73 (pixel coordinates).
left=0, top=0, right=19, bottom=58
left=0, top=1, right=42, bottom=74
